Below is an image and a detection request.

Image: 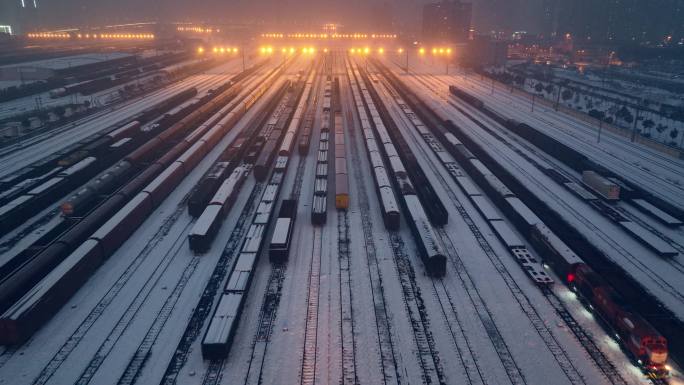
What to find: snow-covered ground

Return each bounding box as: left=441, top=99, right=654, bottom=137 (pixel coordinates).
left=0, top=51, right=677, bottom=385
left=387, top=56, right=684, bottom=319
left=0, top=52, right=131, bottom=72
left=0, top=58, right=244, bottom=180
left=400, top=57, right=684, bottom=217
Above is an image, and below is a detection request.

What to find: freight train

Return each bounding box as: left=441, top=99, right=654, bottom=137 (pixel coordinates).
left=448, top=84, right=684, bottom=222
left=333, top=102, right=350, bottom=209
left=202, top=66, right=315, bottom=359
left=381, top=74, right=671, bottom=377
left=0, top=88, right=198, bottom=231
left=362, top=68, right=448, bottom=226
left=0, top=63, right=282, bottom=345
left=311, top=79, right=332, bottom=225
left=349, top=61, right=445, bottom=276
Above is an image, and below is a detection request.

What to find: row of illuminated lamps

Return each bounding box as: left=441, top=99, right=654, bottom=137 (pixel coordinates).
left=261, top=33, right=397, bottom=39
left=349, top=47, right=452, bottom=55
left=197, top=47, right=239, bottom=54
left=27, top=32, right=154, bottom=39
left=260, top=46, right=320, bottom=54
left=177, top=26, right=219, bottom=33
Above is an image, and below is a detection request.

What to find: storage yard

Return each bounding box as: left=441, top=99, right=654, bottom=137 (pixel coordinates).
left=0, top=47, right=682, bottom=385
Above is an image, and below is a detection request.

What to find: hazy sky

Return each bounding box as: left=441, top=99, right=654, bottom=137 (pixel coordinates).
left=6, top=0, right=548, bottom=34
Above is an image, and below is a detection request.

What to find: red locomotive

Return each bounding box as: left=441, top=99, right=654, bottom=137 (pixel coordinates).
left=570, top=264, right=670, bottom=378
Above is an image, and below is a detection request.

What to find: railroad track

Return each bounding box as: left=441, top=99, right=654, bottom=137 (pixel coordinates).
left=0, top=207, right=62, bottom=251
left=412, top=72, right=684, bottom=307
left=424, top=76, right=684, bottom=264
left=160, top=181, right=264, bottom=385
left=31, top=194, right=192, bottom=385
left=394, top=62, right=684, bottom=214
left=386, top=232, right=445, bottom=385
left=242, top=264, right=286, bottom=385
left=331, top=49, right=359, bottom=385
left=456, top=103, right=684, bottom=305
left=412, top=72, right=677, bottom=385
left=379, top=73, right=626, bottom=385
left=76, top=221, right=195, bottom=385
left=439, top=86, right=684, bottom=276
left=344, top=63, right=401, bottom=385
left=116, top=251, right=202, bottom=385
left=424, top=71, right=684, bottom=185
left=0, top=74, right=222, bottom=179
left=337, top=210, right=358, bottom=385
left=435, top=230, right=527, bottom=385
left=430, top=280, right=486, bottom=384
left=299, top=226, right=322, bottom=385
left=242, top=93, right=318, bottom=385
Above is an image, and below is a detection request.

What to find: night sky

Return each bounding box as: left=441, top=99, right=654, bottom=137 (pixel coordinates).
left=2, top=0, right=550, bottom=34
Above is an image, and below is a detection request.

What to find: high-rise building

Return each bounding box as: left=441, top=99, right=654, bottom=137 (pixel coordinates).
left=421, top=0, right=472, bottom=44
left=540, top=0, right=558, bottom=38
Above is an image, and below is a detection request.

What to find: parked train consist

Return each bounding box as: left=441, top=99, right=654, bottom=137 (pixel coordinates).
left=202, top=66, right=315, bottom=359
left=448, top=84, right=684, bottom=222
left=186, top=79, right=294, bottom=220
left=0, top=63, right=284, bottom=345
left=311, top=78, right=332, bottom=225
left=298, top=109, right=315, bottom=155
left=332, top=79, right=350, bottom=210
left=361, top=70, right=448, bottom=227
left=380, top=69, right=671, bottom=377
left=349, top=61, right=445, bottom=276
left=375, top=71, right=553, bottom=286
left=253, top=78, right=306, bottom=181
left=0, top=88, right=199, bottom=231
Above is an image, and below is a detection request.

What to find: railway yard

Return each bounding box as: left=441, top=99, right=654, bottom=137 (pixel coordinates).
left=0, top=47, right=683, bottom=385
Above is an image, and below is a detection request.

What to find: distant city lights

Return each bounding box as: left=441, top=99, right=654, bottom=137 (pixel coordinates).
left=27, top=32, right=155, bottom=39
left=261, top=33, right=396, bottom=39
left=177, top=26, right=219, bottom=33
